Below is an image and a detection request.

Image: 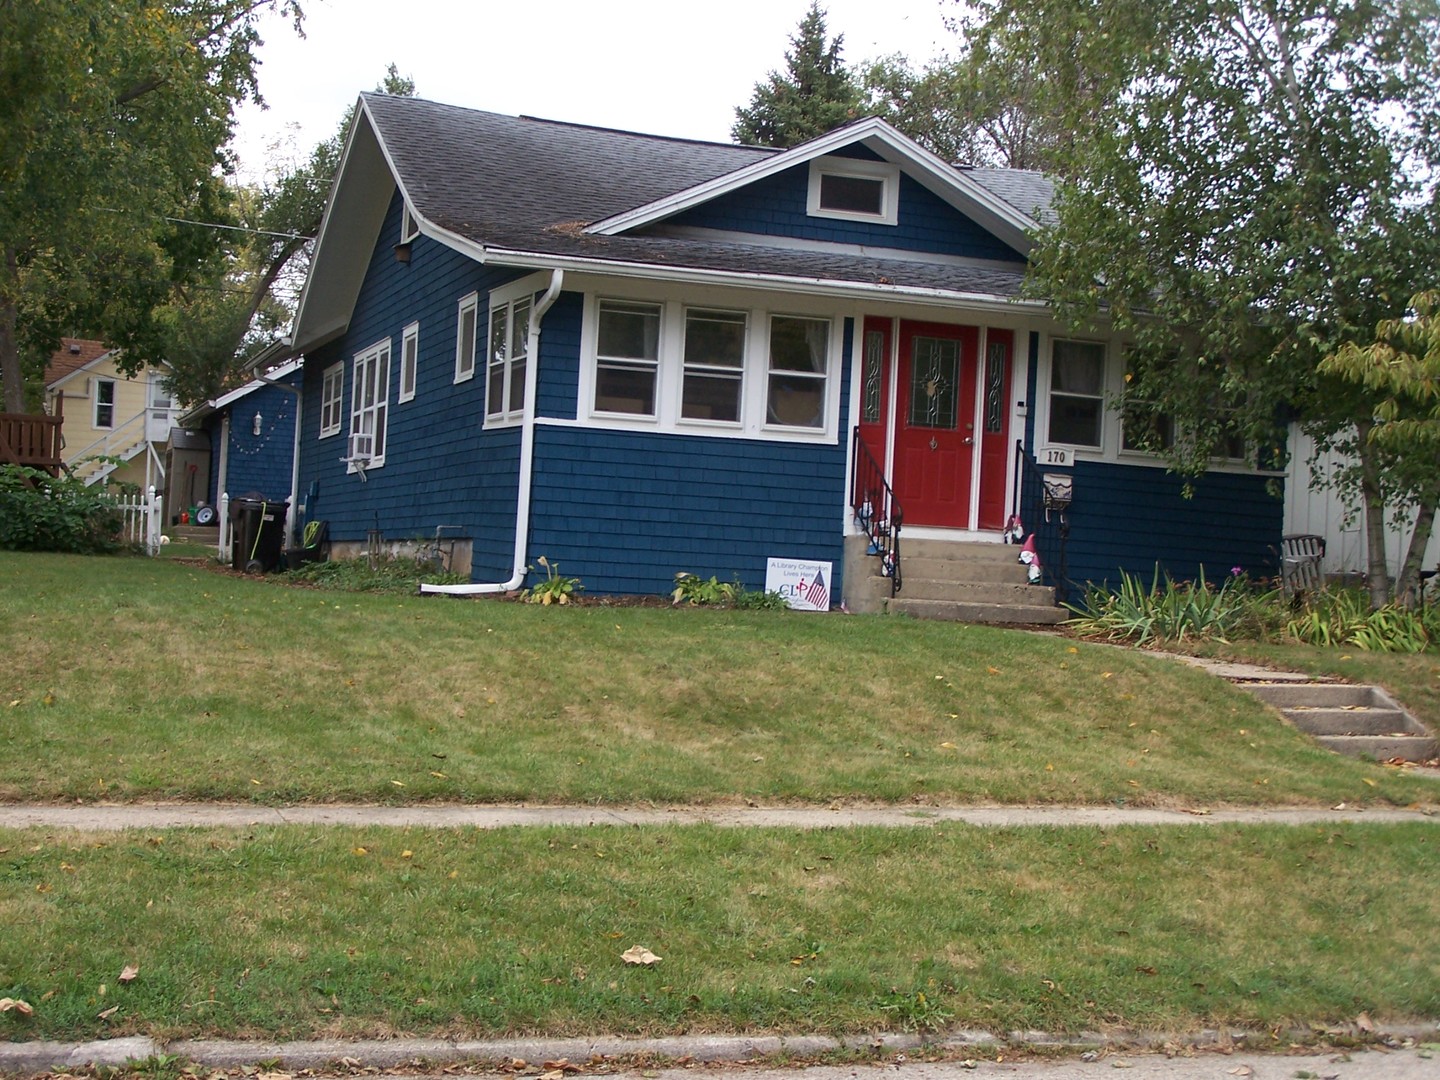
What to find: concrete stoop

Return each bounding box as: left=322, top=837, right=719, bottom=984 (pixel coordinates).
left=844, top=536, right=1067, bottom=625
left=1242, top=681, right=1438, bottom=763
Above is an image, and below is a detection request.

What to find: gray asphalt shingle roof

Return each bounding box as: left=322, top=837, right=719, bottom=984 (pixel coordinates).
left=363, top=94, right=1047, bottom=299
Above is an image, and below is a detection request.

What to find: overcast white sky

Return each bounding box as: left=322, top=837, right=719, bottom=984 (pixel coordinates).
left=229, top=0, right=961, bottom=182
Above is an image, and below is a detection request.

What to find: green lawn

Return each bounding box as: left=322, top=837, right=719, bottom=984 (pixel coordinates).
left=1, top=823, right=1435, bottom=1041
left=0, top=552, right=1431, bottom=808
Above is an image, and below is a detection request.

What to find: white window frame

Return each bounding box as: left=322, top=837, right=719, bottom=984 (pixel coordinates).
left=577, top=286, right=842, bottom=443
left=348, top=339, right=390, bottom=471
left=486, top=284, right=533, bottom=427
left=455, top=293, right=478, bottom=384
left=806, top=156, right=900, bottom=226
left=92, top=378, right=116, bottom=430
left=398, top=321, right=419, bottom=403
left=400, top=203, right=419, bottom=244
left=764, top=313, right=831, bottom=432
left=680, top=306, right=747, bottom=427
left=593, top=298, right=664, bottom=420
left=319, top=362, right=344, bottom=438
left=1045, top=338, right=1107, bottom=450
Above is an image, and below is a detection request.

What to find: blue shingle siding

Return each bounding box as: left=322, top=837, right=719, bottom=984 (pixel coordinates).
left=535, top=291, right=582, bottom=421
left=524, top=318, right=855, bottom=599
left=1017, top=332, right=1283, bottom=591
left=217, top=378, right=300, bottom=503
left=295, top=188, right=527, bottom=577
left=666, top=166, right=1026, bottom=262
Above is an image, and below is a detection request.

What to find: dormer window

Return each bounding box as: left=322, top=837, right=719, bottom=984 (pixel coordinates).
left=806, top=157, right=899, bottom=225
left=400, top=203, right=419, bottom=243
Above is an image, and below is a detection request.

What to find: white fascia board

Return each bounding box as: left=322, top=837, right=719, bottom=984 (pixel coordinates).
left=475, top=244, right=1049, bottom=316
left=210, top=359, right=303, bottom=413
left=47, top=350, right=121, bottom=391
left=586, top=117, right=1039, bottom=252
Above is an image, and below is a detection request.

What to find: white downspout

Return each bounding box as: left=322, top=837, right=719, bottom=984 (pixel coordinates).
left=423, top=268, right=564, bottom=596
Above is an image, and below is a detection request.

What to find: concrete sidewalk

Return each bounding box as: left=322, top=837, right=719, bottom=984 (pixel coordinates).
left=0, top=802, right=1435, bottom=831
left=1, top=1028, right=1436, bottom=1079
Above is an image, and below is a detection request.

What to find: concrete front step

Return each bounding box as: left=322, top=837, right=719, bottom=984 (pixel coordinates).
left=1240, top=681, right=1436, bottom=762
left=901, top=555, right=1032, bottom=584
left=170, top=524, right=219, bottom=543
left=900, top=538, right=1020, bottom=562
left=901, top=578, right=1058, bottom=606
left=888, top=597, right=1069, bottom=625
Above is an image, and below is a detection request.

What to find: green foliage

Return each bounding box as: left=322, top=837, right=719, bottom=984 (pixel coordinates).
left=0, top=466, right=124, bottom=553
left=732, top=586, right=791, bottom=610
left=519, top=556, right=583, bottom=606
left=732, top=3, right=862, bottom=147
left=281, top=556, right=464, bottom=594
left=0, top=1, right=306, bottom=411
left=672, top=572, right=736, bottom=606
left=1285, top=588, right=1437, bottom=654
left=1066, top=566, right=1282, bottom=646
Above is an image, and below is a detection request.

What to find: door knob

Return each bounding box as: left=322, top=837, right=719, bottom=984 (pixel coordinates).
left=963, top=437, right=974, bottom=446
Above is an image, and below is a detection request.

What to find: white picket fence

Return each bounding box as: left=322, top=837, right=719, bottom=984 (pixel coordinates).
left=105, top=486, right=164, bottom=556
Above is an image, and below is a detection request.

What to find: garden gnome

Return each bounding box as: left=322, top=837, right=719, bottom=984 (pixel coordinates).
left=1018, top=533, right=1042, bottom=584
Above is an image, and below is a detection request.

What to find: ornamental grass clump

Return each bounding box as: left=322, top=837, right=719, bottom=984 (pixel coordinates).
left=1067, top=565, right=1281, bottom=645
left=1286, top=587, right=1436, bottom=653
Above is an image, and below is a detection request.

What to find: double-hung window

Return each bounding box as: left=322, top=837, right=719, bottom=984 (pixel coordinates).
left=349, top=340, right=390, bottom=468
left=765, top=315, right=829, bottom=429
left=1047, top=340, right=1105, bottom=448
left=681, top=308, right=745, bottom=423
left=93, top=378, right=115, bottom=429
left=319, top=362, right=343, bottom=437
left=487, top=295, right=530, bottom=422
left=594, top=300, right=661, bottom=417
left=455, top=294, right=478, bottom=383
left=398, top=322, right=419, bottom=403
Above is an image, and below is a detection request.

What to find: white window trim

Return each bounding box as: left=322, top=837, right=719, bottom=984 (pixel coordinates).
left=92, top=378, right=116, bottom=430
left=319, top=362, right=343, bottom=438
left=398, top=321, right=419, bottom=403
left=680, top=306, right=747, bottom=428
left=485, top=283, right=534, bottom=428
left=348, top=339, right=390, bottom=472
left=577, top=285, right=842, bottom=444
left=400, top=203, right=419, bottom=244
left=806, top=156, right=901, bottom=226
left=455, top=293, right=478, bottom=384
left=1038, top=333, right=1276, bottom=475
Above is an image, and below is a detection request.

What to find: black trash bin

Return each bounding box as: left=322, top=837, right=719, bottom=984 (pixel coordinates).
left=229, top=497, right=290, bottom=573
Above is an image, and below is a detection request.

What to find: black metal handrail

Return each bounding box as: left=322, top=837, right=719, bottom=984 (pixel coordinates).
left=851, top=427, right=903, bottom=595
left=1013, top=439, right=1072, bottom=604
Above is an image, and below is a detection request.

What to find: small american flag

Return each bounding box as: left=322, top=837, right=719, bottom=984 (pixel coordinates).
left=803, top=567, right=829, bottom=610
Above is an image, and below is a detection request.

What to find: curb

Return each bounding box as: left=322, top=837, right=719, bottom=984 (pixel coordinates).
left=3, top=1024, right=1438, bottom=1076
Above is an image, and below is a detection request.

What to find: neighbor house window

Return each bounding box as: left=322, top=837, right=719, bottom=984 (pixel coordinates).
left=398, top=322, right=419, bottom=403
left=319, top=362, right=343, bottom=437
left=487, top=295, right=530, bottom=422
left=349, top=340, right=390, bottom=468
left=806, top=157, right=900, bottom=225
left=681, top=308, right=746, bottom=423
left=594, top=300, right=661, bottom=417
left=455, top=293, right=478, bottom=383
left=766, top=315, right=829, bottom=429
left=1047, top=340, right=1105, bottom=447
left=93, top=378, right=115, bottom=429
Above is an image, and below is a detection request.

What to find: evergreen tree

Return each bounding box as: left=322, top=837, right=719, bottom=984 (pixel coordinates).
left=732, top=3, right=863, bottom=148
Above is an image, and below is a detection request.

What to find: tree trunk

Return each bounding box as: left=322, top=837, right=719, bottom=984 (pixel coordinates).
left=0, top=246, right=23, bottom=413
left=1395, top=477, right=1439, bottom=609
left=1355, top=422, right=1392, bottom=609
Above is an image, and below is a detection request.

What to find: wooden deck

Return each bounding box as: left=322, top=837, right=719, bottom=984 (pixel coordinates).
left=0, top=412, right=64, bottom=476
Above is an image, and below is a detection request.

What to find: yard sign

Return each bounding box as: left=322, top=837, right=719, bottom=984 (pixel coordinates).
left=765, top=557, right=832, bottom=611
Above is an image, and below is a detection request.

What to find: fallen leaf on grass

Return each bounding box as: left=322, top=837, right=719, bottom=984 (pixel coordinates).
left=0, top=998, right=34, bottom=1017
left=97, top=1005, right=119, bottom=1020
left=118, top=964, right=139, bottom=984
left=621, top=945, right=661, bottom=966
left=1225, top=1067, right=1253, bottom=1077
left=542, top=1061, right=581, bottom=1074
left=1356, top=1012, right=1375, bottom=1033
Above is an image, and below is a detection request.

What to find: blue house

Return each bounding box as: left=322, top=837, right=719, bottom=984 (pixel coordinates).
left=280, top=94, right=1283, bottom=619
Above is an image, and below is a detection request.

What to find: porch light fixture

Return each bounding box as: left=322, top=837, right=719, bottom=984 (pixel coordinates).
left=252, top=411, right=263, bottom=436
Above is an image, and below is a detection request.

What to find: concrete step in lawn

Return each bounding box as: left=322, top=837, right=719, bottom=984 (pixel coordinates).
left=888, top=596, right=1069, bottom=625
left=1243, top=681, right=1437, bottom=762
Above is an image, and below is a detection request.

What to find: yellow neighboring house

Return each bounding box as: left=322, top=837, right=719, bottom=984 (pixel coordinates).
left=44, top=339, right=178, bottom=489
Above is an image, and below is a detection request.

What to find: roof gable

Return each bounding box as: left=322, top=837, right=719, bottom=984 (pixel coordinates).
left=44, top=339, right=110, bottom=387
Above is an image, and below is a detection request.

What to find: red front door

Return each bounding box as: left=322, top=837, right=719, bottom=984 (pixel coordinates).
left=893, top=321, right=979, bottom=528
left=977, top=329, right=1014, bottom=530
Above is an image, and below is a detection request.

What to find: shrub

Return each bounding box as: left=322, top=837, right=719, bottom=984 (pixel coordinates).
left=1066, top=565, right=1282, bottom=645
left=1286, top=587, right=1434, bottom=653
left=0, top=466, right=125, bottom=553
left=281, top=555, right=466, bottom=593
left=519, top=556, right=583, bottom=605
left=672, top=572, right=735, bottom=606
